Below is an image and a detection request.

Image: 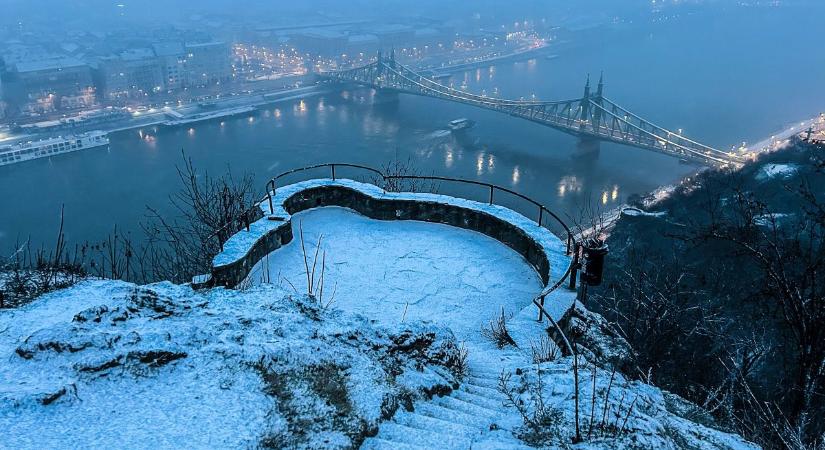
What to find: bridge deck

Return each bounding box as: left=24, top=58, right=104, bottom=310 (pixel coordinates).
left=322, top=55, right=743, bottom=168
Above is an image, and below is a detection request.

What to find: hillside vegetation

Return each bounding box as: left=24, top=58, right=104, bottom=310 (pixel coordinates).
left=591, top=140, right=825, bottom=448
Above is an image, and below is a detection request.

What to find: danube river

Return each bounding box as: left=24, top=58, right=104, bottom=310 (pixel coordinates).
left=2, top=4, right=824, bottom=248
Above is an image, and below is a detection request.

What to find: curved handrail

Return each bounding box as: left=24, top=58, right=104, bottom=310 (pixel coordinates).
left=205, top=162, right=580, bottom=351
left=383, top=174, right=573, bottom=245
left=257, top=163, right=580, bottom=333
left=263, top=164, right=574, bottom=253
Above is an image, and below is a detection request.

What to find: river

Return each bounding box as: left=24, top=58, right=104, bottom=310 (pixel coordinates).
left=1, top=4, right=824, bottom=249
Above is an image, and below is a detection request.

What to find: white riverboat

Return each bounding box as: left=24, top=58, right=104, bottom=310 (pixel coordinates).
left=448, top=118, right=476, bottom=132
left=0, top=131, right=109, bottom=167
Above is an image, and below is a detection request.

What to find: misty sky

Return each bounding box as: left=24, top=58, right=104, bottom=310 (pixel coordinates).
left=0, top=0, right=693, bottom=30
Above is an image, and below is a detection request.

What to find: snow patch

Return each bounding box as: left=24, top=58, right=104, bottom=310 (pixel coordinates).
left=756, top=163, right=798, bottom=180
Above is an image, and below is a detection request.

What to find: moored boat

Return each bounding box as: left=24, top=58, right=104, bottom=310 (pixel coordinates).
left=0, top=131, right=109, bottom=167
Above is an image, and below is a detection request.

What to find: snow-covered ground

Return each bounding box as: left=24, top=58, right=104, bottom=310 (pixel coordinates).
left=756, top=163, right=798, bottom=181
left=246, top=206, right=756, bottom=449
left=248, top=206, right=546, bottom=337
left=0, top=280, right=463, bottom=449
left=1, top=193, right=757, bottom=449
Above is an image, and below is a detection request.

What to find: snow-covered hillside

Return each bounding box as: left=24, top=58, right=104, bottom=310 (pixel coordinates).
left=1, top=205, right=756, bottom=449
left=0, top=280, right=464, bottom=449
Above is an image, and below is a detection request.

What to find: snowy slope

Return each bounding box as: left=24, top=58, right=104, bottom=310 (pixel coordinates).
left=1, top=192, right=757, bottom=449
left=0, top=280, right=464, bottom=449
left=245, top=206, right=756, bottom=449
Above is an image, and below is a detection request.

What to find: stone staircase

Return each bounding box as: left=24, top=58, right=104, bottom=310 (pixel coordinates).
left=361, top=366, right=533, bottom=450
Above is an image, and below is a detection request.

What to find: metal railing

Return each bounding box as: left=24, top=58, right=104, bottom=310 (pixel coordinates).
left=258, top=163, right=581, bottom=333
left=264, top=163, right=575, bottom=254
left=203, top=162, right=582, bottom=355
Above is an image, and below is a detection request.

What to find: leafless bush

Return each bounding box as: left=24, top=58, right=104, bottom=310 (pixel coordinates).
left=593, top=146, right=825, bottom=447
left=583, top=364, right=637, bottom=440
left=298, top=221, right=336, bottom=310
left=677, top=179, right=825, bottom=446
left=451, top=342, right=470, bottom=379
left=371, top=154, right=439, bottom=193
left=499, top=368, right=564, bottom=445
left=140, top=151, right=257, bottom=283
left=568, top=196, right=610, bottom=246
left=481, top=307, right=517, bottom=348
left=0, top=206, right=86, bottom=308
left=82, top=225, right=138, bottom=281
left=531, top=335, right=559, bottom=364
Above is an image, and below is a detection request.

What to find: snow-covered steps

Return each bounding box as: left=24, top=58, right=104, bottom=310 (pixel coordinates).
left=464, top=374, right=501, bottom=390
left=361, top=437, right=428, bottom=450
left=361, top=367, right=526, bottom=450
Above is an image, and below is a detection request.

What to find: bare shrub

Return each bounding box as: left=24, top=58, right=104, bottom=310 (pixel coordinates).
left=371, top=154, right=439, bottom=193
left=481, top=307, right=517, bottom=348
left=568, top=196, right=610, bottom=246
left=1, top=206, right=86, bottom=307
left=499, top=368, right=564, bottom=445
left=449, top=341, right=470, bottom=380
left=140, top=151, right=257, bottom=283
left=531, top=335, right=559, bottom=364
left=582, top=364, right=637, bottom=440
left=297, top=221, right=337, bottom=310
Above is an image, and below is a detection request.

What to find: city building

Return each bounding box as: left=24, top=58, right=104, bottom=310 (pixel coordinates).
left=152, top=42, right=186, bottom=92
left=184, top=41, right=233, bottom=87
left=414, top=28, right=449, bottom=48
left=96, top=49, right=164, bottom=102
left=290, top=28, right=348, bottom=57
left=3, top=58, right=96, bottom=115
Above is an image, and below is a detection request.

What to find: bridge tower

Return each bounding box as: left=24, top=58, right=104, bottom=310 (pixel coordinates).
left=592, top=73, right=604, bottom=131
left=580, top=75, right=591, bottom=128
left=373, top=48, right=400, bottom=105
left=577, top=74, right=601, bottom=158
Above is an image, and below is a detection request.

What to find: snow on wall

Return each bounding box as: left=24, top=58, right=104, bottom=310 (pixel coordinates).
left=213, top=178, right=571, bottom=289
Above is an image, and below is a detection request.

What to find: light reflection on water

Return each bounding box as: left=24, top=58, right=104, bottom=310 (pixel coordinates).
left=2, top=6, right=825, bottom=248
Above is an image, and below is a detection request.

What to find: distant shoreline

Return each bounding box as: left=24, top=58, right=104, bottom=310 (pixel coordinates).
left=1, top=45, right=553, bottom=145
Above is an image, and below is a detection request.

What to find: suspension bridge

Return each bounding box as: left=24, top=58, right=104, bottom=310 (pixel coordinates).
left=321, top=51, right=746, bottom=167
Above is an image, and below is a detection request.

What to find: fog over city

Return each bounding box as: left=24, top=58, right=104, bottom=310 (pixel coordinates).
left=1, top=2, right=824, bottom=450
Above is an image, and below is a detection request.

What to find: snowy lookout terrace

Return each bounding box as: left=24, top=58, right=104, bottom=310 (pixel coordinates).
left=195, top=163, right=588, bottom=345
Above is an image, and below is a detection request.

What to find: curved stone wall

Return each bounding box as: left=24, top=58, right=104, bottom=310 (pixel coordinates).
left=204, top=180, right=566, bottom=290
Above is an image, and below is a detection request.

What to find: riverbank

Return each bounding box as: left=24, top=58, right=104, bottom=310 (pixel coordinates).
left=745, top=112, right=825, bottom=154
left=0, top=43, right=553, bottom=148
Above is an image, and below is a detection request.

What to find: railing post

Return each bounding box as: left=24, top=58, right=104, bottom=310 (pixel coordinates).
left=489, top=185, right=494, bottom=205
left=537, top=294, right=545, bottom=322
left=267, top=180, right=274, bottom=214
left=331, top=164, right=336, bottom=180
left=568, top=242, right=580, bottom=291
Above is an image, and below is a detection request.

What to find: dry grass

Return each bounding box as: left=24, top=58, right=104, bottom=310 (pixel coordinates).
left=481, top=307, right=518, bottom=348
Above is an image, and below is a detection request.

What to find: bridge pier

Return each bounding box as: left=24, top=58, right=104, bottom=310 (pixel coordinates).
left=373, top=89, right=399, bottom=105
left=575, top=137, right=601, bottom=160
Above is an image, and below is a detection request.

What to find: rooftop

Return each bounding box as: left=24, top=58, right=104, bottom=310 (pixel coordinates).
left=152, top=42, right=184, bottom=57
left=15, top=57, right=87, bottom=73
